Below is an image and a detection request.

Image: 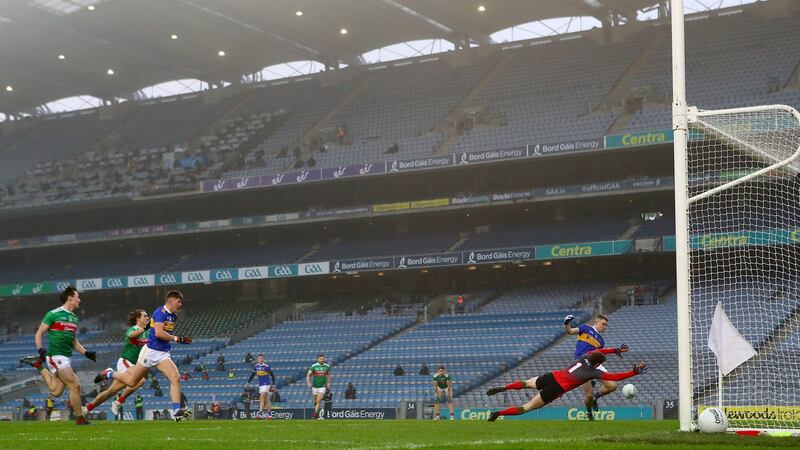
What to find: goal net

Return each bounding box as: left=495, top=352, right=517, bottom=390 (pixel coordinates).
left=685, top=105, right=800, bottom=432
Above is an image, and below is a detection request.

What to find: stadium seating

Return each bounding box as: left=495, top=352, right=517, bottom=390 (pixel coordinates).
left=449, top=36, right=649, bottom=154
left=623, top=10, right=800, bottom=132
left=1, top=5, right=798, bottom=209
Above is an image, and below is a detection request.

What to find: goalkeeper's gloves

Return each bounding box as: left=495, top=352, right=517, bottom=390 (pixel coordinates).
left=38, top=347, right=47, bottom=361
left=84, top=351, right=97, bottom=362
left=176, top=336, right=192, bottom=344
left=615, top=343, right=630, bottom=358
left=563, top=314, right=576, bottom=325
left=633, top=362, right=648, bottom=374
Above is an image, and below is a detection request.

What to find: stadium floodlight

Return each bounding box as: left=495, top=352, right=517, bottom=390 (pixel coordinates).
left=673, top=0, right=800, bottom=435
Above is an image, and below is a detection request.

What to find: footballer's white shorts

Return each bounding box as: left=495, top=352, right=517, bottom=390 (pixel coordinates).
left=116, top=358, right=135, bottom=373
left=311, top=387, right=327, bottom=396
left=137, top=345, right=172, bottom=369
left=259, top=385, right=272, bottom=394
left=46, top=355, right=71, bottom=374
left=435, top=387, right=452, bottom=399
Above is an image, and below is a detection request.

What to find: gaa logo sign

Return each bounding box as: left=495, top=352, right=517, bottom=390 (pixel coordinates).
left=213, top=270, right=235, bottom=281
left=79, top=279, right=99, bottom=290
left=185, top=271, right=208, bottom=283
left=301, top=263, right=327, bottom=275
left=272, top=266, right=294, bottom=277
left=240, top=268, right=265, bottom=279
left=106, top=278, right=125, bottom=288
left=56, top=281, right=72, bottom=291
left=159, top=274, right=178, bottom=284
left=128, top=275, right=155, bottom=287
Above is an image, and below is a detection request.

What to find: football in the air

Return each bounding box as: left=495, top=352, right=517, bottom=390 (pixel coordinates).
left=622, top=383, right=637, bottom=399
left=697, top=407, right=728, bottom=433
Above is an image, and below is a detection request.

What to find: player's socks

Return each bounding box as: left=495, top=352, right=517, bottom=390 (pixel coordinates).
left=93, top=368, right=113, bottom=383
left=586, top=407, right=594, bottom=421
left=19, top=355, right=43, bottom=370
left=496, top=406, right=525, bottom=417
left=487, top=380, right=524, bottom=396
left=591, top=389, right=601, bottom=410
left=85, top=402, right=95, bottom=412
left=117, top=395, right=126, bottom=404
left=172, top=402, right=180, bottom=415
left=505, top=380, right=525, bottom=390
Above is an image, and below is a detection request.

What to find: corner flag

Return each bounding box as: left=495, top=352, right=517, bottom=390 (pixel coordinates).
left=707, top=301, right=757, bottom=375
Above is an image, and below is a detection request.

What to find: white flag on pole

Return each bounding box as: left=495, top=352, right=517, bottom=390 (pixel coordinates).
left=707, top=301, right=757, bottom=375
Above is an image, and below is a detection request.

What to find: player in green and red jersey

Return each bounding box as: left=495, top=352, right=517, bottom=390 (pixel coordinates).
left=19, top=286, right=97, bottom=425
left=432, top=366, right=454, bottom=420
left=84, top=309, right=149, bottom=416
left=306, top=353, right=331, bottom=420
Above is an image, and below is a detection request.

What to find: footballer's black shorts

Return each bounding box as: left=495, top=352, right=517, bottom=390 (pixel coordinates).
left=535, top=372, right=566, bottom=404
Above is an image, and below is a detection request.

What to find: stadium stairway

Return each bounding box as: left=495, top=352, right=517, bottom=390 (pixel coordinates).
left=601, top=27, right=669, bottom=134
left=432, top=52, right=515, bottom=156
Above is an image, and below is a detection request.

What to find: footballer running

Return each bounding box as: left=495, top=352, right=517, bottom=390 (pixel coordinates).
left=93, top=290, right=192, bottom=421
left=20, top=286, right=97, bottom=425
left=84, top=309, right=149, bottom=417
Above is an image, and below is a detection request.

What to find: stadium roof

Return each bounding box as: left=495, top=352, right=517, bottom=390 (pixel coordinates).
left=0, top=0, right=661, bottom=115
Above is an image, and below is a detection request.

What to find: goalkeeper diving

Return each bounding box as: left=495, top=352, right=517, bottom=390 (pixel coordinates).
left=485, top=350, right=646, bottom=421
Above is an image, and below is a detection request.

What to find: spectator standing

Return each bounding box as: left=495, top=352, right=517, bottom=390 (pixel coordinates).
left=135, top=394, right=144, bottom=420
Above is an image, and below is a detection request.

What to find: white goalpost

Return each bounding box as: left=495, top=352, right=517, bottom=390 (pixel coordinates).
left=673, top=0, right=800, bottom=434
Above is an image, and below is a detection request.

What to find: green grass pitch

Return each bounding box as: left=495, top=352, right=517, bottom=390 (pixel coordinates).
left=0, top=420, right=797, bottom=449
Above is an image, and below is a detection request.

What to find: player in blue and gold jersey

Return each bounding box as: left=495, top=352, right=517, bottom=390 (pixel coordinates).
left=248, top=354, right=276, bottom=419
left=563, top=313, right=628, bottom=420
left=93, top=290, right=193, bottom=421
